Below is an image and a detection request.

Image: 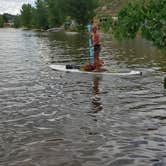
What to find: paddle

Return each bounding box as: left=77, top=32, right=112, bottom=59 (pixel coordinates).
left=87, top=23, right=94, bottom=64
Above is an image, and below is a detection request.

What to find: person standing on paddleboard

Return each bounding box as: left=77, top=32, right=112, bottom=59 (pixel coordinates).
left=91, top=25, right=107, bottom=72
left=80, top=22, right=105, bottom=72
left=92, top=25, right=103, bottom=72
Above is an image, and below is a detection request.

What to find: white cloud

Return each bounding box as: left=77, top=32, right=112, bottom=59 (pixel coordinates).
left=0, top=0, right=35, bottom=15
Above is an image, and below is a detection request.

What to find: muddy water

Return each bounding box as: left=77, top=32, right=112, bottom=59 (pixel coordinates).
left=0, top=28, right=166, bottom=166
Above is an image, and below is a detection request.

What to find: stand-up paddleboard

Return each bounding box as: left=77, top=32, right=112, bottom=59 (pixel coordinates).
left=50, top=64, right=142, bottom=76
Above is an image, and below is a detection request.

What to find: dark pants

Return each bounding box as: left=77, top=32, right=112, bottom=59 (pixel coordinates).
left=94, top=44, right=101, bottom=53
left=94, top=44, right=101, bottom=69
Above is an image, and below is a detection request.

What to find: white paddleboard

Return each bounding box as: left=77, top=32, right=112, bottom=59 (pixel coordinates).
left=50, top=64, right=142, bottom=76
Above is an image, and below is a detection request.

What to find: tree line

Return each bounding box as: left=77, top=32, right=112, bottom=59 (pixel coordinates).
left=14, top=0, right=99, bottom=30
left=12, top=0, right=165, bottom=48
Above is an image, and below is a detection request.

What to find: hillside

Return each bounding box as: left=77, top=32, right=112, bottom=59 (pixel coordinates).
left=0, top=13, right=16, bottom=22
left=98, top=0, right=134, bottom=16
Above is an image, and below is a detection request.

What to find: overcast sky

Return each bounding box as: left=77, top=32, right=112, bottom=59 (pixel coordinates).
left=0, top=0, right=35, bottom=15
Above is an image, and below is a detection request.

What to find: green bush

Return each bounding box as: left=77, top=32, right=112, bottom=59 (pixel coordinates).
left=100, top=15, right=113, bottom=33
left=141, top=0, right=166, bottom=48
left=113, top=0, right=166, bottom=48
left=113, top=2, right=144, bottom=40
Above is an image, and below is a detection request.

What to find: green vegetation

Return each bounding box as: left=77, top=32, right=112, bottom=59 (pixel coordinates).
left=15, top=0, right=99, bottom=30
left=33, top=0, right=49, bottom=29
left=100, top=15, right=113, bottom=33
left=13, top=15, right=21, bottom=28
left=113, top=0, right=166, bottom=48
left=46, top=0, right=66, bottom=27
left=0, top=16, right=4, bottom=27
left=12, top=0, right=165, bottom=48
left=113, top=2, right=143, bottom=39
left=20, top=4, right=33, bottom=28
left=3, top=13, right=15, bottom=23
left=141, top=0, right=166, bottom=48
left=66, top=0, right=99, bottom=29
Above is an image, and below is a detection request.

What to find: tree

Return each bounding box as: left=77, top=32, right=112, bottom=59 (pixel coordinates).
left=2, top=14, right=8, bottom=23
left=113, top=2, right=144, bottom=40
left=113, top=0, right=166, bottom=48
left=17, top=0, right=100, bottom=30
left=14, top=15, right=21, bottom=28
left=35, top=0, right=49, bottom=29
left=66, top=0, right=99, bottom=29
left=20, top=4, right=33, bottom=28
left=141, top=0, right=166, bottom=48
left=100, top=15, right=113, bottom=33
left=45, top=0, right=67, bottom=28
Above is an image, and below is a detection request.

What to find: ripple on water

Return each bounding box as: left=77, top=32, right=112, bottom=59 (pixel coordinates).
left=0, top=29, right=166, bottom=166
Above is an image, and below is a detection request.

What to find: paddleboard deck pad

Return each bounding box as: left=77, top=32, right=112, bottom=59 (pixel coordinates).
left=50, top=64, right=142, bottom=76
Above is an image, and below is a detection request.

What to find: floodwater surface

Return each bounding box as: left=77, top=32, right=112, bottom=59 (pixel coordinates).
left=0, top=28, right=166, bottom=166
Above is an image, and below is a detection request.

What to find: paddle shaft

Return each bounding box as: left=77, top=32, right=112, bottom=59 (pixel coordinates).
left=87, top=23, right=94, bottom=64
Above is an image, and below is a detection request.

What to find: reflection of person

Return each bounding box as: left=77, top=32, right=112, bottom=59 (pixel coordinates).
left=92, top=75, right=100, bottom=94
left=91, top=76, right=103, bottom=113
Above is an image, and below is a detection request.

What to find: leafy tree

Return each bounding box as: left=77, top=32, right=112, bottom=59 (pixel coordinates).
left=29, top=7, right=37, bottom=28
left=20, top=4, right=33, bottom=28
left=113, top=0, right=166, bottom=48
left=17, top=0, right=100, bottom=30
left=14, top=15, right=21, bottom=28
left=66, top=0, right=99, bottom=29
left=141, top=0, right=166, bottom=48
left=2, top=14, right=8, bottom=23
left=100, top=15, right=113, bottom=33
left=45, top=0, right=67, bottom=28
left=113, top=2, right=144, bottom=40
left=35, top=0, right=49, bottom=29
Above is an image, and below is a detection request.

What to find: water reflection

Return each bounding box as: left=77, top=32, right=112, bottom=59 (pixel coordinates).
left=91, top=76, right=103, bottom=113
left=44, top=32, right=89, bottom=64
left=102, top=35, right=166, bottom=71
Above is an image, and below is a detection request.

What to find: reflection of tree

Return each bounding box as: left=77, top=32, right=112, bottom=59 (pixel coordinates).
left=45, top=32, right=88, bottom=64
left=91, top=76, right=103, bottom=113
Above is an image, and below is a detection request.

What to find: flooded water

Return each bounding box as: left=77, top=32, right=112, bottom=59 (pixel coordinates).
left=0, top=28, right=166, bottom=166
